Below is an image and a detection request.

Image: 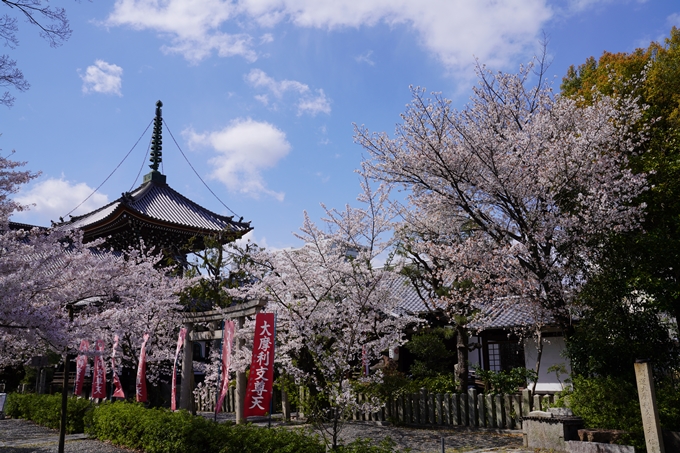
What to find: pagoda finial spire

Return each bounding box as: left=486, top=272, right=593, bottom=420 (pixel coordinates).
left=149, top=100, right=163, bottom=171
left=144, top=100, right=167, bottom=184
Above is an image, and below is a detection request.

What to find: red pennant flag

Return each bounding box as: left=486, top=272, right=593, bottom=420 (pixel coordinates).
left=74, top=340, right=89, bottom=396
left=171, top=328, right=187, bottom=411
left=136, top=333, right=150, bottom=403
left=92, top=340, right=107, bottom=399
left=215, top=320, right=235, bottom=414
left=244, top=313, right=275, bottom=418
left=111, top=335, right=125, bottom=399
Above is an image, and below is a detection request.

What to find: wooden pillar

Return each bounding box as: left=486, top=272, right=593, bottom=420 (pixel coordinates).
left=634, top=360, right=665, bottom=453
left=180, top=322, right=194, bottom=411
left=235, top=316, right=247, bottom=424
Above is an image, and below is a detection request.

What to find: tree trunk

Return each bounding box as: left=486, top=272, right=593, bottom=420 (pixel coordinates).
left=58, top=354, right=69, bottom=453
left=532, top=329, right=543, bottom=392
left=456, top=324, right=469, bottom=393
left=332, top=406, right=339, bottom=450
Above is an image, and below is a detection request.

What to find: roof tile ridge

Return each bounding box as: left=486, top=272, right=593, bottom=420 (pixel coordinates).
left=160, top=182, right=251, bottom=227
left=63, top=198, right=122, bottom=224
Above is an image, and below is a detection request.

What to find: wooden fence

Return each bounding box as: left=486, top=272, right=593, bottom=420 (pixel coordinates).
left=196, top=386, right=556, bottom=430
left=353, top=388, right=556, bottom=430
left=194, top=386, right=237, bottom=413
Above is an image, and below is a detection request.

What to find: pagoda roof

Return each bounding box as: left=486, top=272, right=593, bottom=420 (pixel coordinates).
left=56, top=100, right=252, bottom=252
left=57, top=177, right=252, bottom=249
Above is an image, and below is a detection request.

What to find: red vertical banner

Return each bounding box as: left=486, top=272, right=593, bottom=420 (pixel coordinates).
left=136, top=333, right=150, bottom=403
left=243, top=313, right=275, bottom=418
left=215, top=320, right=235, bottom=414
left=74, top=340, right=89, bottom=396
left=171, top=328, right=187, bottom=411
left=92, top=339, right=107, bottom=399
left=111, top=335, right=125, bottom=399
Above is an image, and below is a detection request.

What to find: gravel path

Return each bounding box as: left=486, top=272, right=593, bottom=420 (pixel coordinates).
left=0, top=418, right=131, bottom=453
left=1, top=416, right=531, bottom=453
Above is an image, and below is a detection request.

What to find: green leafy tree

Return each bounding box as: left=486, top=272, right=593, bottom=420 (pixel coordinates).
left=180, top=235, right=262, bottom=310
left=562, top=27, right=680, bottom=333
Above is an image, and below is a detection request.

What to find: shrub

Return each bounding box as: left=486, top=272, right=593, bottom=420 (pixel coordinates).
left=405, top=328, right=456, bottom=377
left=5, top=393, right=92, bottom=433
left=89, top=401, right=325, bottom=453
left=473, top=366, right=537, bottom=394
left=568, top=376, right=646, bottom=450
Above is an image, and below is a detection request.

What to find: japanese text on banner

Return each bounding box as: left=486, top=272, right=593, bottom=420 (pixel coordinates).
left=243, top=313, right=275, bottom=417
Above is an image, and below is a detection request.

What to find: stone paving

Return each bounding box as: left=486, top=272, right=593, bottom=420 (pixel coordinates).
left=0, top=418, right=127, bottom=453
left=0, top=416, right=537, bottom=453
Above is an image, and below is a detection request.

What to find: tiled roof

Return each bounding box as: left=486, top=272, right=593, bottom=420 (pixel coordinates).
left=387, top=273, right=554, bottom=330
left=469, top=300, right=554, bottom=330
left=62, top=178, right=251, bottom=235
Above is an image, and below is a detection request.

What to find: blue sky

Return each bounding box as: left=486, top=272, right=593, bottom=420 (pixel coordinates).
left=2, top=0, right=679, bottom=249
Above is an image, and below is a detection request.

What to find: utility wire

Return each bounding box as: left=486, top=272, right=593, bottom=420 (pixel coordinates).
left=64, top=119, right=154, bottom=219
left=130, top=133, right=153, bottom=192
left=163, top=118, right=241, bottom=219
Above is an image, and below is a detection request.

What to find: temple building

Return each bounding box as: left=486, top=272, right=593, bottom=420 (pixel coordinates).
left=55, top=101, right=252, bottom=256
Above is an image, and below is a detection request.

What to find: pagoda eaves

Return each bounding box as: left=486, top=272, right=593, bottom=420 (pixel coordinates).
left=56, top=101, right=252, bottom=252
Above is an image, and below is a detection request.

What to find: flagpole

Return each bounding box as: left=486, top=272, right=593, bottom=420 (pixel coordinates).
left=268, top=313, right=276, bottom=429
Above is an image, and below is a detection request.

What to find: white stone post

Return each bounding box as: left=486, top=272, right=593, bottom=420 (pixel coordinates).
left=634, top=359, right=665, bottom=453
left=235, top=316, right=247, bottom=424
left=180, top=322, right=194, bottom=411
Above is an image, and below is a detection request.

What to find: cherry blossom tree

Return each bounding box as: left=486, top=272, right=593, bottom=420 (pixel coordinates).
left=0, top=153, right=189, bottom=372
left=357, top=58, right=647, bottom=349
left=233, top=179, right=413, bottom=449
left=0, top=156, right=192, bottom=452
left=0, top=224, right=188, bottom=379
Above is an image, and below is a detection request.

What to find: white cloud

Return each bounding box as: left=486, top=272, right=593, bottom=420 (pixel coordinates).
left=355, top=50, right=375, bottom=66
left=105, top=0, right=256, bottom=63
left=297, top=89, right=331, bottom=116
left=238, top=0, right=554, bottom=72
left=254, top=94, right=270, bottom=106
left=185, top=118, right=291, bottom=201
left=105, top=0, right=560, bottom=76
left=14, top=178, right=109, bottom=223
left=668, top=13, right=680, bottom=28
left=245, top=69, right=331, bottom=116
left=80, top=60, right=123, bottom=96
left=245, top=68, right=309, bottom=97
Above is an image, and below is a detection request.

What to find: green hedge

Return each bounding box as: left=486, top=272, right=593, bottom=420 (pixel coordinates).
left=5, top=393, right=92, bottom=434
left=88, top=401, right=323, bottom=453
left=89, top=402, right=406, bottom=453
left=5, top=395, right=403, bottom=452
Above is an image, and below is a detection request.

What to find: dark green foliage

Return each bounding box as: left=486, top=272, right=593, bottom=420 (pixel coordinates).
left=472, top=366, right=537, bottom=394
left=567, top=260, right=680, bottom=379
left=567, top=376, right=644, bottom=450
left=364, top=368, right=458, bottom=399
left=565, top=375, right=680, bottom=451
left=406, top=374, right=458, bottom=394
left=561, top=27, right=680, bottom=336
left=5, top=393, right=92, bottom=433
left=405, top=327, right=455, bottom=377
left=88, top=401, right=325, bottom=453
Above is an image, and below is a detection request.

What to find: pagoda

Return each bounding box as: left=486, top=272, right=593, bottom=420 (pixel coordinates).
left=56, top=101, right=252, bottom=254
